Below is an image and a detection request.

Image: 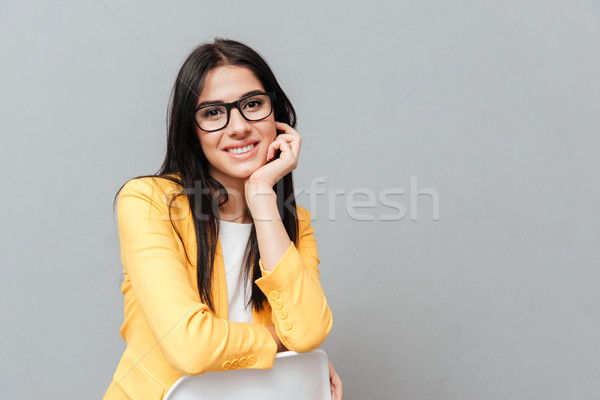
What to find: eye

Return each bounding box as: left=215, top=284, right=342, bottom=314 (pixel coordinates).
left=242, top=97, right=264, bottom=111
left=200, top=106, right=225, bottom=120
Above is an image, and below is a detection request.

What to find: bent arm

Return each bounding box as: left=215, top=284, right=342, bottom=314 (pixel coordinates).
left=252, top=198, right=333, bottom=352
left=117, top=178, right=278, bottom=375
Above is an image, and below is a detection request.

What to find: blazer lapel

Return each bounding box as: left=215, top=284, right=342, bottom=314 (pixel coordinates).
left=213, top=238, right=228, bottom=320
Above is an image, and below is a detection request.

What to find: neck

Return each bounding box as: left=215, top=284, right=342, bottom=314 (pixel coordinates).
left=209, top=168, right=251, bottom=224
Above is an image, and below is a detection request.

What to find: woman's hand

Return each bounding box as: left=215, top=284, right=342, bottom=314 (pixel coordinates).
left=244, top=122, right=302, bottom=215
left=245, top=121, right=302, bottom=190
left=269, top=324, right=342, bottom=399
left=329, top=360, right=343, bottom=400
left=268, top=324, right=342, bottom=398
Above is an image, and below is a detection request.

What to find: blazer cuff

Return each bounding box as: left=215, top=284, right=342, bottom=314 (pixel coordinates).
left=257, top=241, right=295, bottom=277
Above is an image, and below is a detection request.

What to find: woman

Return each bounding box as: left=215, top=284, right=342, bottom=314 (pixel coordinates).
left=103, top=38, right=343, bottom=399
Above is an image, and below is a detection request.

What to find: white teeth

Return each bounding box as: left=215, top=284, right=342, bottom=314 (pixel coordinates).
left=227, top=143, right=255, bottom=154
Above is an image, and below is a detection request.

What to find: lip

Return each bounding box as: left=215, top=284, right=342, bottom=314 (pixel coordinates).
left=223, top=141, right=260, bottom=160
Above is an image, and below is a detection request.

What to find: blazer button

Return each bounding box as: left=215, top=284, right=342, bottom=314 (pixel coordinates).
left=269, top=290, right=280, bottom=300
left=273, top=300, right=283, bottom=310
left=222, top=360, right=231, bottom=370
left=247, top=354, right=257, bottom=366
left=278, top=309, right=288, bottom=319
left=282, top=320, right=292, bottom=330
left=239, top=356, right=248, bottom=367
left=230, top=359, right=239, bottom=369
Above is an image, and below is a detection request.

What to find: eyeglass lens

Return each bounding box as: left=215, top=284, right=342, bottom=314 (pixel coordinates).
left=196, top=94, right=272, bottom=131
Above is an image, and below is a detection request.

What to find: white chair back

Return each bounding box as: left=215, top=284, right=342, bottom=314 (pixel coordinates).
left=163, top=349, right=331, bottom=400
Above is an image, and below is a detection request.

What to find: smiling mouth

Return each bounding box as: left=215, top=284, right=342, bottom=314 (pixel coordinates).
left=226, top=143, right=256, bottom=154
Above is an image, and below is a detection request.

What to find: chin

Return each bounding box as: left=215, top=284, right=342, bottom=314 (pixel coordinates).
left=232, top=164, right=263, bottom=179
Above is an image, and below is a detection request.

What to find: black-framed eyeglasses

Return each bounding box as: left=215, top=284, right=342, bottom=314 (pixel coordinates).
left=194, top=92, right=276, bottom=132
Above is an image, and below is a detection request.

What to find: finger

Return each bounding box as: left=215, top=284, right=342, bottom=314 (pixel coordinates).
left=273, top=133, right=301, bottom=147
left=267, top=137, right=285, bottom=161
left=334, top=376, right=343, bottom=390
left=274, top=121, right=294, bottom=133
left=275, top=122, right=301, bottom=139
left=279, top=133, right=301, bottom=156
left=273, top=133, right=301, bottom=156
left=276, top=140, right=293, bottom=163
left=331, top=381, right=341, bottom=400
left=332, top=372, right=342, bottom=398
left=334, top=380, right=343, bottom=400
left=274, top=132, right=299, bottom=141
left=268, top=136, right=293, bottom=157
left=329, top=361, right=337, bottom=382
left=275, top=130, right=300, bottom=141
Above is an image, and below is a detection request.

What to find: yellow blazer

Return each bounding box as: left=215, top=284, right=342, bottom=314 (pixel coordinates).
left=103, top=177, right=333, bottom=399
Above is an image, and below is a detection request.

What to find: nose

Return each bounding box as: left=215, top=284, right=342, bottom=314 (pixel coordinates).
left=226, top=108, right=251, bottom=137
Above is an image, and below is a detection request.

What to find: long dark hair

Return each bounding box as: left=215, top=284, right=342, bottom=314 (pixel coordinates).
left=115, top=38, right=298, bottom=313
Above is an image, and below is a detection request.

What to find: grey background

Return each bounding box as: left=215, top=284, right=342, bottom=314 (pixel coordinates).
left=1, top=1, right=599, bottom=399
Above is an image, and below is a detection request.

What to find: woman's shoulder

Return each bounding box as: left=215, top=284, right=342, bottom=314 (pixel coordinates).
left=118, top=174, right=185, bottom=207
left=120, top=174, right=182, bottom=193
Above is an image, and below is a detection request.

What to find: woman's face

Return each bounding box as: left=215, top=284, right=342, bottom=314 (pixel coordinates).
left=195, top=65, right=277, bottom=184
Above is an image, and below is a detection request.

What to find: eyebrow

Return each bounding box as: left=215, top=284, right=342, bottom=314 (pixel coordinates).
left=196, top=90, right=265, bottom=108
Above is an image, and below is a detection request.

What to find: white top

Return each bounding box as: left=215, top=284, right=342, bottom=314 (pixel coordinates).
left=218, top=219, right=254, bottom=323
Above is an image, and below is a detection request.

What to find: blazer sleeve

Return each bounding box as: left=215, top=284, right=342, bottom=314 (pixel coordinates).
left=255, top=206, right=334, bottom=352
left=116, top=178, right=278, bottom=375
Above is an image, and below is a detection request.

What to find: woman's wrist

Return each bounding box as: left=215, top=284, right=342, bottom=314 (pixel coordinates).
left=245, top=181, right=290, bottom=271
left=245, top=183, right=278, bottom=221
